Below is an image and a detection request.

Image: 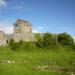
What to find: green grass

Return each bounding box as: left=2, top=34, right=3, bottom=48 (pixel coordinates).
left=0, top=46, right=75, bottom=75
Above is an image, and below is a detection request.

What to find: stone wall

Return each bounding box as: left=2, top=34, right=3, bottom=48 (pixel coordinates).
left=13, top=33, right=35, bottom=42
left=0, top=40, right=6, bottom=46
left=0, top=31, right=6, bottom=46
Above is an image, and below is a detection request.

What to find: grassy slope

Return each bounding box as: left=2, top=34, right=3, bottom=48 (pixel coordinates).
left=0, top=47, right=75, bottom=75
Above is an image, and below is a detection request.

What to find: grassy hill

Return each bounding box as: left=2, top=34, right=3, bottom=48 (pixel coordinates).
left=0, top=47, right=75, bottom=75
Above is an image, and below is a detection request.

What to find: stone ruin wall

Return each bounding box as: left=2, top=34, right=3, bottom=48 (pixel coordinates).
left=13, top=33, right=35, bottom=42
left=0, top=19, right=35, bottom=46
left=0, top=31, right=7, bottom=46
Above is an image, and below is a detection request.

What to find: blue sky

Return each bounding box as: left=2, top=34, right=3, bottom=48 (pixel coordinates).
left=0, top=0, right=75, bottom=36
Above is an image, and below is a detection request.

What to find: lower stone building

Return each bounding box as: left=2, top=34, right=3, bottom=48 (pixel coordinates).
left=0, top=31, right=7, bottom=46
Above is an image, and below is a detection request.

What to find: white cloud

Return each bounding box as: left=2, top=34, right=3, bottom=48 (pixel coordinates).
left=33, top=26, right=44, bottom=33
left=37, top=26, right=44, bottom=30
left=32, top=29, right=40, bottom=33
left=0, top=0, right=7, bottom=8
left=0, top=26, right=13, bottom=34
left=0, top=22, right=13, bottom=34
left=7, top=0, right=25, bottom=10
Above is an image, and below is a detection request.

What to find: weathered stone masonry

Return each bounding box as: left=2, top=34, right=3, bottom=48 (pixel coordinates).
left=0, top=19, right=35, bottom=46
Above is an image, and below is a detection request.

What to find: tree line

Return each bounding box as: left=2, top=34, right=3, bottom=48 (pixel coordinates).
left=9, top=32, right=75, bottom=50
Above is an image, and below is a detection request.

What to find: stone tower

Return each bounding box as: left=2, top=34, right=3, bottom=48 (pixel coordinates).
left=14, top=19, right=32, bottom=33
left=13, top=19, right=34, bottom=42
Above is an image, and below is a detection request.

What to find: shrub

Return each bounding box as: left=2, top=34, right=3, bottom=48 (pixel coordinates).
left=57, top=32, right=74, bottom=46
left=10, top=42, right=20, bottom=50
left=72, top=43, right=75, bottom=50
left=9, top=39, right=15, bottom=46
left=35, top=33, right=43, bottom=48
left=35, top=33, right=57, bottom=48
left=42, top=33, right=57, bottom=48
left=18, top=40, right=25, bottom=45
left=9, top=39, right=24, bottom=50
left=9, top=39, right=35, bottom=51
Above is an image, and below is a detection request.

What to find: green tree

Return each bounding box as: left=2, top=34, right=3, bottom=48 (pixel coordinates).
left=72, top=43, right=75, bottom=49
left=57, top=32, right=74, bottom=46
left=10, top=42, right=20, bottom=50
left=43, top=33, right=56, bottom=48
left=9, top=39, right=15, bottom=46
left=9, top=39, right=20, bottom=50
left=35, top=33, right=43, bottom=48
left=18, top=40, right=25, bottom=46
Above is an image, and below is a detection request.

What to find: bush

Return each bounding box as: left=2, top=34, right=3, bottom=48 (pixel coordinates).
left=9, top=39, right=15, bottom=46
left=9, top=39, right=24, bottom=50
left=57, top=32, right=74, bottom=46
left=42, top=33, right=57, bottom=48
left=9, top=39, right=35, bottom=51
left=35, top=33, right=57, bottom=48
left=18, top=40, right=25, bottom=45
left=10, top=42, right=20, bottom=50
left=35, top=33, right=43, bottom=48
left=72, top=43, right=75, bottom=50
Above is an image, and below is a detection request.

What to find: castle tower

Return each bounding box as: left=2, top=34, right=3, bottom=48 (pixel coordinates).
left=14, top=19, right=32, bottom=33
left=13, top=19, right=34, bottom=42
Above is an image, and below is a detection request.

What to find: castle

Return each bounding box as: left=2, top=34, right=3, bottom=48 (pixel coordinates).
left=0, top=19, right=34, bottom=46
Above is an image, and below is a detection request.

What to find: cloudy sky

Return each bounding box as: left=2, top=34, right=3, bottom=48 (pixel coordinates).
left=0, top=0, right=75, bottom=36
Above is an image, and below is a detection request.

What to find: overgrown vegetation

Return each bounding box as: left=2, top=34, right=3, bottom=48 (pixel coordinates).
left=57, top=32, right=74, bottom=46
left=8, top=32, right=75, bottom=51
left=9, top=40, right=34, bottom=51
left=35, top=32, right=75, bottom=50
